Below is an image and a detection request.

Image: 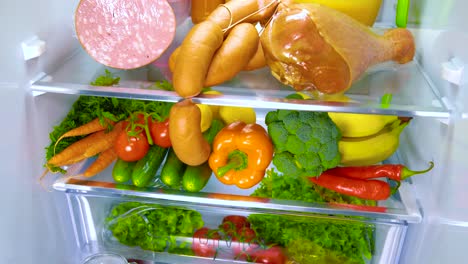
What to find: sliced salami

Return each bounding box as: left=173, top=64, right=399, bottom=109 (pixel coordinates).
left=75, top=0, right=176, bottom=69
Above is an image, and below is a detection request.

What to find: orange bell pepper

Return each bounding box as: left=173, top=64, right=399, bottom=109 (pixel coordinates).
left=208, top=121, right=274, bottom=189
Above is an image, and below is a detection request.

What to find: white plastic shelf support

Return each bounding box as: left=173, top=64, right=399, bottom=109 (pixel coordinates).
left=21, top=36, right=46, bottom=61
left=442, top=57, right=467, bottom=86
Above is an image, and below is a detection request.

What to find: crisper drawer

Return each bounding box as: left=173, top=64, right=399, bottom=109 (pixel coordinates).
left=65, top=190, right=407, bottom=264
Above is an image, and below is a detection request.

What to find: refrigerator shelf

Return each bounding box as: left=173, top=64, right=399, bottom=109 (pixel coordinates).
left=51, top=151, right=422, bottom=224
left=30, top=48, right=450, bottom=118
left=53, top=177, right=421, bottom=224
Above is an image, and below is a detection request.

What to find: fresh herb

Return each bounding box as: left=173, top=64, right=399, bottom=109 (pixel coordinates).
left=147, top=80, right=175, bottom=91
left=287, top=239, right=361, bottom=264
left=250, top=169, right=375, bottom=263
left=45, top=96, right=173, bottom=170
left=248, top=214, right=374, bottom=264
left=90, top=69, right=120, bottom=86
left=252, top=169, right=376, bottom=206
left=106, top=202, right=204, bottom=253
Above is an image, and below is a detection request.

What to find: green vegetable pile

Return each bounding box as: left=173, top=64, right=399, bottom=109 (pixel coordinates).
left=252, top=169, right=376, bottom=206
left=45, top=96, right=173, bottom=168
left=106, top=202, right=203, bottom=254
left=45, top=70, right=174, bottom=172
left=248, top=214, right=374, bottom=264
left=265, top=109, right=341, bottom=178
left=90, top=69, right=120, bottom=86
left=251, top=170, right=376, bottom=264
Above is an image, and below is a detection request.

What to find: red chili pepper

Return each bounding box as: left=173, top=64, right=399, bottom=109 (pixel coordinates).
left=326, top=162, right=434, bottom=181
left=309, top=172, right=392, bottom=200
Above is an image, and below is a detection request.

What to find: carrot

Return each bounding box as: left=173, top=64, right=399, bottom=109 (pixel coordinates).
left=173, top=20, right=224, bottom=98
left=81, top=147, right=117, bottom=178
left=204, top=23, right=259, bottom=86
left=53, top=117, right=115, bottom=154
left=47, top=122, right=123, bottom=168
left=243, top=42, right=266, bottom=71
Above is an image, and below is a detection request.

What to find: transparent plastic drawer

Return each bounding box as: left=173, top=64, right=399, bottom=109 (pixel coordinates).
left=65, top=191, right=408, bottom=264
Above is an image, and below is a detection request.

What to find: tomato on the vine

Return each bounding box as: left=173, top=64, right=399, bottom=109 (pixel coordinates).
left=221, top=215, right=250, bottom=231
left=114, top=130, right=150, bottom=162
left=250, top=246, right=287, bottom=264
left=150, top=118, right=171, bottom=148
left=192, top=227, right=221, bottom=258
left=220, top=215, right=251, bottom=240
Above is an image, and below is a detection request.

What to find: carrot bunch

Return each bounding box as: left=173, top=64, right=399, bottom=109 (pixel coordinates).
left=41, top=118, right=123, bottom=181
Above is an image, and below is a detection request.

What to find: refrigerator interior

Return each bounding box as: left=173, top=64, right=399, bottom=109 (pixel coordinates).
left=0, top=0, right=467, bottom=263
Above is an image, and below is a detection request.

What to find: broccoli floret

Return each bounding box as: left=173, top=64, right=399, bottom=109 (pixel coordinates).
left=286, top=135, right=306, bottom=154
left=277, top=109, right=294, bottom=120
left=296, top=124, right=313, bottom=143
left=266, top=109, right=341, bottom=178
left=307, top=140, right=321, bottom=153
left=283, top=111, right=302, bottom=134
left=329, top=122, right=341, bottom=139
left=296, top=153, right=321, bottom=171
left=318, top=143, right=342, bottom=170
left=267, top=121, right=288, bottom=153
left=265, top=111, right=278, bottom=125
left=298, top=111, right=318, bottom=123
left=273, top=152, right=302, bottom=177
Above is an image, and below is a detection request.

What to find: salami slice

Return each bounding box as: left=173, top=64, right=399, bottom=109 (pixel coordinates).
left=75, top=0, right=176, bottom=69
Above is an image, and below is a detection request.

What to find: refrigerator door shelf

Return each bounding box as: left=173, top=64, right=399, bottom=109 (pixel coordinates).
left=66, top=191, right=408, bottom=264
left=30, top=47, right=450, bottom=118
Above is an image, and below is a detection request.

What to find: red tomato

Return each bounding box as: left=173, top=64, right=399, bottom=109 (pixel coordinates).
left=221, top=215, right=250, bottom=234
left=114, top=130, right=150, bottom=161
left=250, top=246, right=287, bottom=264
left=134, top=113, right=149, bottom=124
left=231, top=227, right=258, bottom=260
left=237, top=227, right=256, bottom=242
left=150, top=118, right=171, bottom=148
left=192, top=227, right=221, bottom=258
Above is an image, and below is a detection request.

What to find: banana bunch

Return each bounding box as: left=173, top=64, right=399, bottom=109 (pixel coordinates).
left=328, top=113, right=407, bottom=166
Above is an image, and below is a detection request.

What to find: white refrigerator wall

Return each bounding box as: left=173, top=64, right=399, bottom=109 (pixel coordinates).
left=399, top=0, right=468, bottom=263
left=0, top=0, right=80, bottom=263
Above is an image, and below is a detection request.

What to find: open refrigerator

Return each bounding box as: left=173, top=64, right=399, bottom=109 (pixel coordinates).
left=1, top=0, right=467, bottom=263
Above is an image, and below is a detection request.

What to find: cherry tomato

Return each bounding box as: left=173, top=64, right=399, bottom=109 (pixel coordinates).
left=114, top=130, right=150, bottom=162
left=221, top=215, right=250, bottom=231
left=250, top=246, right=287, bottom=264
left=231, top=227, right=258, bottom=260
left=192, top=227, right=221, bottom=258
left=220, top=215, right=251, bottom=239
left=150, top=118, right=171, bottom=148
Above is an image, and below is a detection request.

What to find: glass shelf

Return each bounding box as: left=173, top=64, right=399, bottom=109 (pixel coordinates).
left=31, top=48, right=450, bottom=118
left=51, top=150, right=422, bottom=224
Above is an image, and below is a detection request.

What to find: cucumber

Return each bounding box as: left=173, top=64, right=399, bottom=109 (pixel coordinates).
left=112, top=158, right=136, bottom=183
left=132, top=145, right=168, bottom=187
left=180, top=119, right=224, bottom=192
left=182, top=162, right=212, bottom=192
left=203, top=119, right=224, bottom=145
left=160, top=148, right=186, bottom=188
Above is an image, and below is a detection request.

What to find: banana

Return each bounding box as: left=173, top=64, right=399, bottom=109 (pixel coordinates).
left=202, top=90, right=222, bottom=119
left=339, top=120, right=408, bottom=166
left=219, top=106, right=256, bottom=125
left=328, top=112, right=398, bottom=137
